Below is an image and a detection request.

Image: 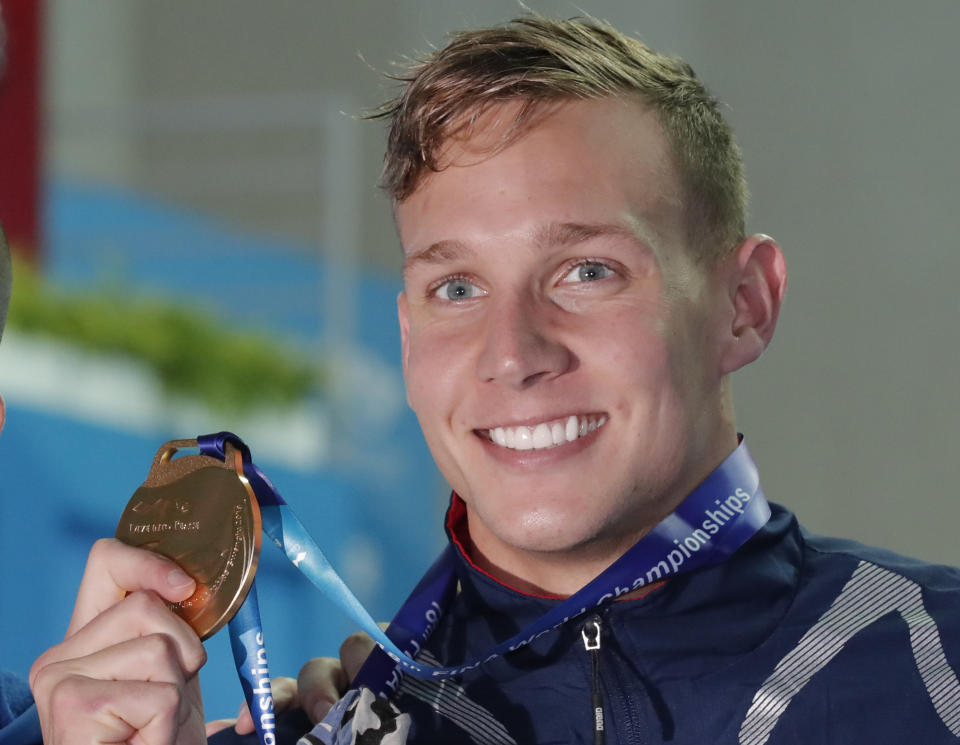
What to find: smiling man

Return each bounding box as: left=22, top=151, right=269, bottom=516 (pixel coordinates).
left=29, top=15, right=960, bottom=745
left=312, top=17, right=960, bottom=743
left=394, top=94, right=768, bottom=598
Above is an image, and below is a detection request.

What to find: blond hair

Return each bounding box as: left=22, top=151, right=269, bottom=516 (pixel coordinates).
left=372, top=16, right=748, bottom=261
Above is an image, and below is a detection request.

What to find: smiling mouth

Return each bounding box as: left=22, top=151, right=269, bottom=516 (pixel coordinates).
left=479, top=414, right=608, bottom=451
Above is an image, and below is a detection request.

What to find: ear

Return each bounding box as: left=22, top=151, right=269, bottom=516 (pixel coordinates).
left=719, top=234, right=787, bottom=375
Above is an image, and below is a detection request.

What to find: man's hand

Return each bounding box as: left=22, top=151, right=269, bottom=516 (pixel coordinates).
left=30, top=538, right=208, bottom=745
left=297, top=630, right=378, bottom=723
left=215, top=628, right=379, bottom=736
left=206, top=677, right=299, bottom=737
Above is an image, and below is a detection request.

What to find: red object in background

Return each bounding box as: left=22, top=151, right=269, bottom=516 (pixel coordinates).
left=0, top=0, right=42, bottom=262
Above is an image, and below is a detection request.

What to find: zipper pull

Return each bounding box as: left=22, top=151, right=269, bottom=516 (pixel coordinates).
left=581, top=616, right=605, bottom=745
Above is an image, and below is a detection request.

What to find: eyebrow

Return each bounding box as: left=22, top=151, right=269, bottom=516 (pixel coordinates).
left=532, top=221, right=645, bottom=249
left=402, top=221, right=650, bottom=278
left=402, top=240, right=473, bottom=279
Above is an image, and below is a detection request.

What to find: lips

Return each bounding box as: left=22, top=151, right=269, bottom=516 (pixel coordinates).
left=482, top=414, right=608, bottom=451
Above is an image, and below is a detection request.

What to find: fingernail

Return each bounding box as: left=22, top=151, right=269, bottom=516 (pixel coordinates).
left=167, top=568, right=194, bottom=588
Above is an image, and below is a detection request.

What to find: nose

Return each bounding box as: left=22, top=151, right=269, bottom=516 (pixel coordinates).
left=475, top=293, right=575, bottom=389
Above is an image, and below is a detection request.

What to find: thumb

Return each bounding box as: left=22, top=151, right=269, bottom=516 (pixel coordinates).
left=68, top=538, right=195, bottom=636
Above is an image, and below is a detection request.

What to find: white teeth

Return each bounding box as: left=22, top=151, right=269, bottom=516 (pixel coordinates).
left=486, top=414, right=608, bottom=451
left=514, top=426, right=534, bottom=450
left=565, top=415, right=579, bottom=442
left=532, top=423, right=552, bottom=449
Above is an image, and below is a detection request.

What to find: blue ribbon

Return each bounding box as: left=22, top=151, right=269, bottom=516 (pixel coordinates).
left=197, top=432, right=770, bottom=742
left=227, top=585, right=276, bottom=745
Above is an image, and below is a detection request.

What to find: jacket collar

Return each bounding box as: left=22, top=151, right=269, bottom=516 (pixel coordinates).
left=444, top=495, right=802, bottom=672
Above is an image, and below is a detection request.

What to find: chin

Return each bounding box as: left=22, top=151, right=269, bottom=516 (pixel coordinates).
left=492, top=504, right=611, bottom=555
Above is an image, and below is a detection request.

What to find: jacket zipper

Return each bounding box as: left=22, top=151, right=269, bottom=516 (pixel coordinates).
left=581, top=615, right=605, bottom=745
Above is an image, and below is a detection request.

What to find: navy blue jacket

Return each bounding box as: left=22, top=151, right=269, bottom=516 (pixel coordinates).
left=12, top=503, right=960, bottom=744
left=387, top=503, right=960, bottom=743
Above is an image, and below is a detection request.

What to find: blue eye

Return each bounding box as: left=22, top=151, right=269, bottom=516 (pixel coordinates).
left=435, top=278, right=483, bottom=301
left=562, top=262, right=613, bottom=283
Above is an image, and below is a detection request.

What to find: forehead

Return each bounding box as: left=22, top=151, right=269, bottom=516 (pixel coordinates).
left=395, top=97, right=686, bottom=261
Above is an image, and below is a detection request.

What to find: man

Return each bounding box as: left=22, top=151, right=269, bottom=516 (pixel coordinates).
left=29, top=15, right=960, bottom=745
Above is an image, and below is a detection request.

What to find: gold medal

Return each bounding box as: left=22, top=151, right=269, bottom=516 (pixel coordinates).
left=115, top=439, right=262, bottom=640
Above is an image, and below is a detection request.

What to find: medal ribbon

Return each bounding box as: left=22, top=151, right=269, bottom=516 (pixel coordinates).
left=199, top=432, right=769, bottom=742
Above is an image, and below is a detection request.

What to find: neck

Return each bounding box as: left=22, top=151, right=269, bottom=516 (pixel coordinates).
left=462, top=523, right=654, bottom=598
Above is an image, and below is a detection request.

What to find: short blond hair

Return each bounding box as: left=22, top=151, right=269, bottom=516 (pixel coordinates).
left=372, top=15, right=748, bottom=261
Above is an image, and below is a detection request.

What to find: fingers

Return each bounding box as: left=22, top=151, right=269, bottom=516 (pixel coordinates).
left=232, top=676, right=298, bottom=735
left=33, top=633, right=189, bottom=704
left=38, top=676, right=204, bottom=745
left=298, top=658, right=349, bottom=723
left=68, top=538, right=196, bottom=637
left=205, top=718, right=238, bottom=737
left=235, top=702, right=254, bottom=735
left=31, top=594, right=207, bottom=745
left=269, top=676, right=299, bottom=712
left=340, top=630, right=379, bottom=683
left=30, top=538, right=208, bottom=745
left=32, top=590, right=206, bottom=684
left=221, top=626, right=387, bottom=735
left=32, top=632, right=207, bottom=745
left=297, top=628, right=381, bottom=722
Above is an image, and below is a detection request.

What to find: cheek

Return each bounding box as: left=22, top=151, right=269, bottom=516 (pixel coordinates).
left=404, top=324, right=474, bottom=419
left=666, top=304, right=717, bottom=390
left=588, top=309, right=689, bottom=432
left=596, top=307, right=674, bottom=387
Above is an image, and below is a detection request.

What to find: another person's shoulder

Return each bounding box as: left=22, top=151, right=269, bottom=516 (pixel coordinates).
left=0, top=671, right=32, bottom=728
left=0, top=671, right=40, bottom=745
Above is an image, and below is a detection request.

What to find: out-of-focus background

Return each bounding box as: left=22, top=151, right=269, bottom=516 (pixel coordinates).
left=0, top=0, right=957, bottom=719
